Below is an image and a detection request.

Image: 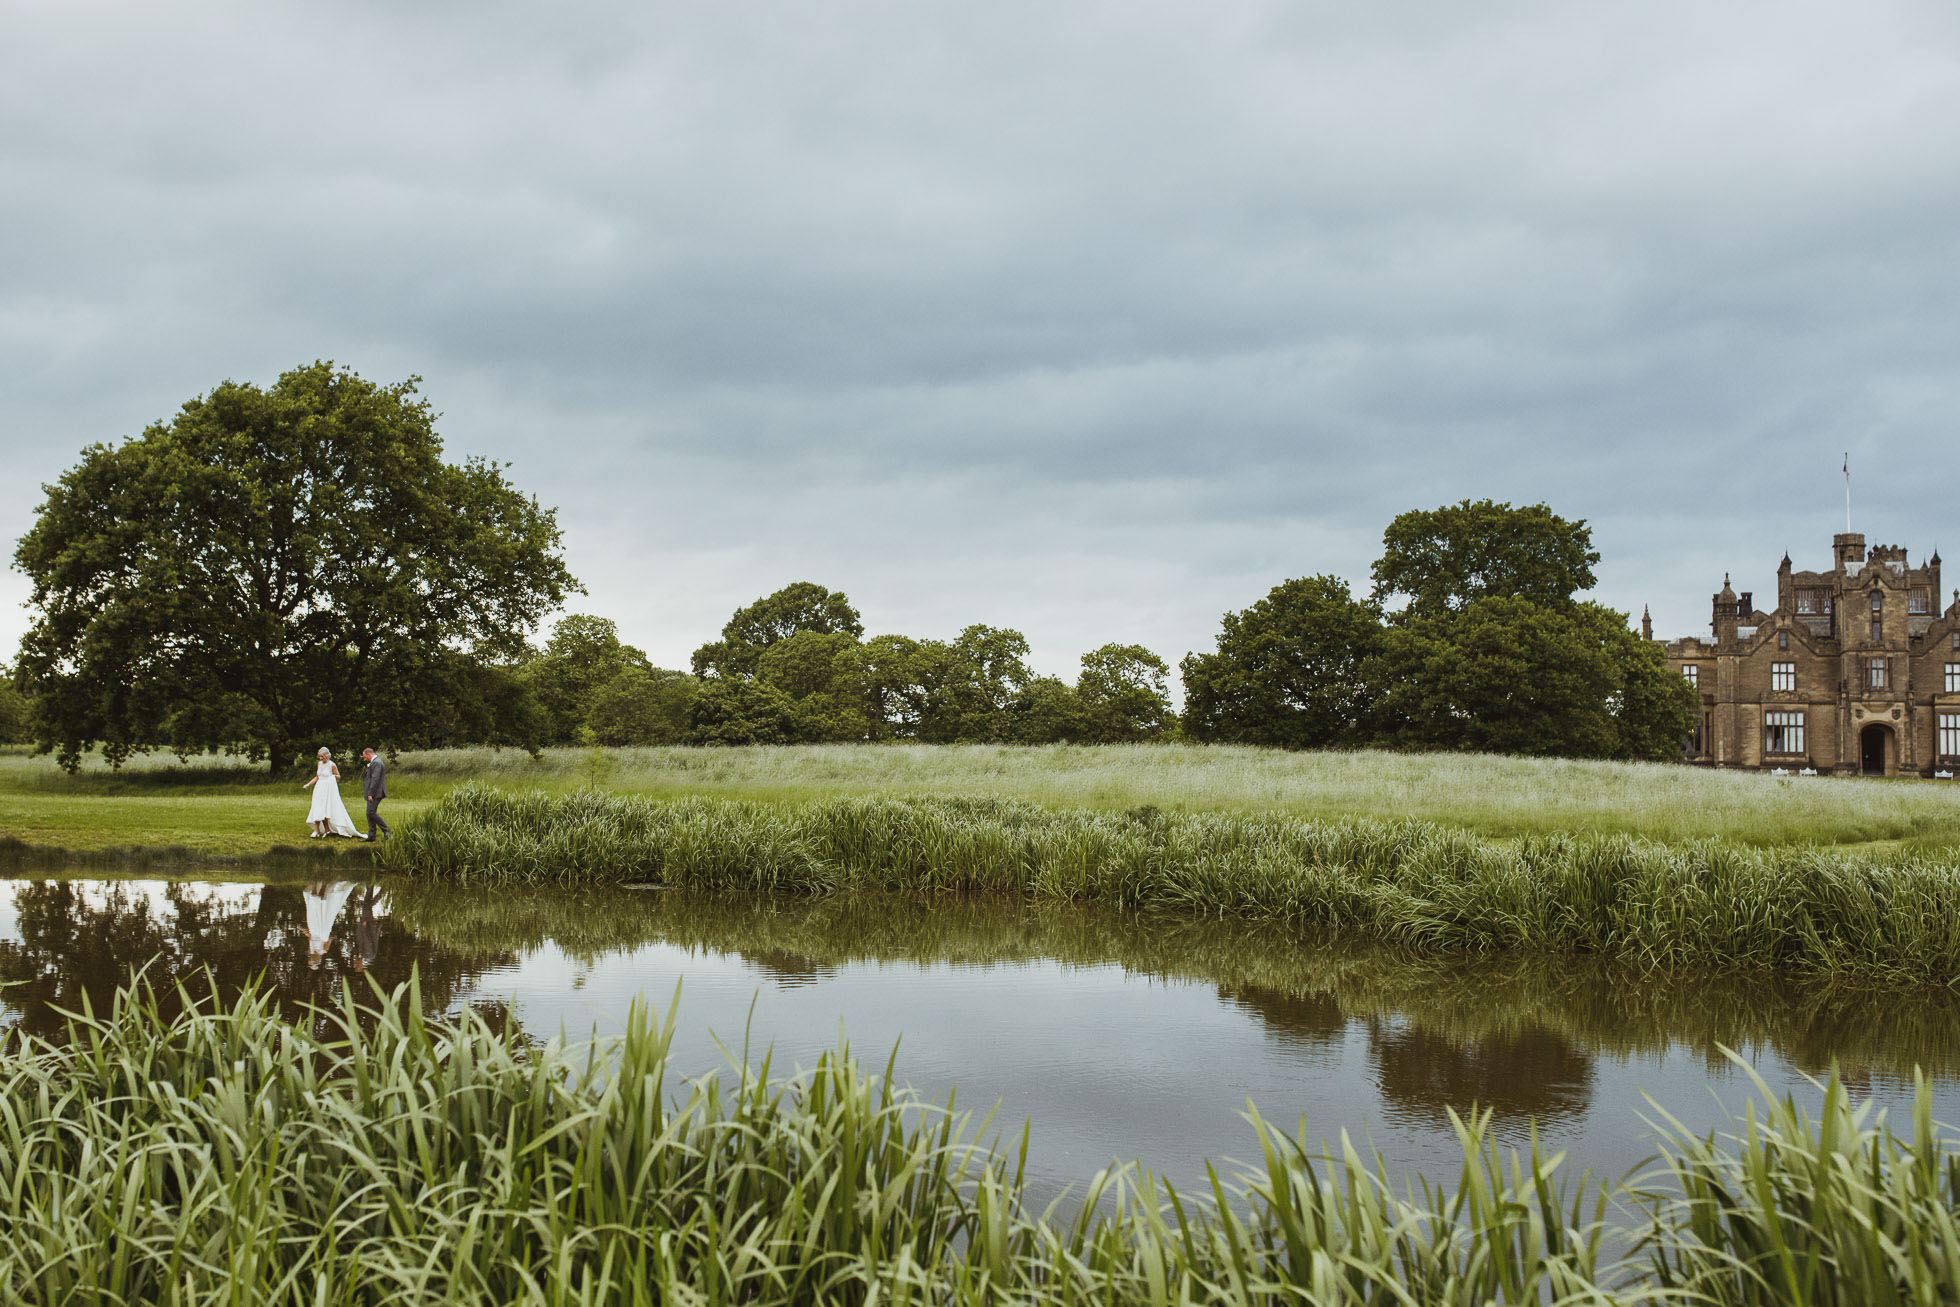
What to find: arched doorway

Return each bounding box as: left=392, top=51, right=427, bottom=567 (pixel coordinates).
left=1860, top=724, right=1892, bottom=777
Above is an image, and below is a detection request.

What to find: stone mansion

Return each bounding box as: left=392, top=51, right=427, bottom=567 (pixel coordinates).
left=1658, top=532, right=1960, bottom=776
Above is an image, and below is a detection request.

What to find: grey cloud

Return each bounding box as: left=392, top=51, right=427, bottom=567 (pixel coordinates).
left=4, top=0, right=1958, bottom=683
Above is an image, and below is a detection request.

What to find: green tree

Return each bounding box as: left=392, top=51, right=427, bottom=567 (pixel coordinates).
left=1372, top=500, right=1599, bottom=622
left=755, top=630, right=868, bottom=742
left=839, top=634, right=941, bottom=740
left=1588, top=606, right=1701, bottom=761
left=1076, top=643, right=1174, bottom=742
left=0, top=674, right=30, bottom=744
left=755, top=630, right=860, bottom=700
left=585, top=666, right=697, bottom=746
left=687, top=678, right=797, bottom=745
left=1371, top=598, right=1691, bottom=759
left=919, top=625, right=1032, bottom=743
left=1181, top=576, right=1383, bottom=748
left=523, top=615, right=654, bottom=744
left=13, top=364, right=577, bottom=772
left=1007, top=676, right=1094, bottom=744
left=364, top=649, right=545, bottom=753
left=692, top=582, right=863, bottom=679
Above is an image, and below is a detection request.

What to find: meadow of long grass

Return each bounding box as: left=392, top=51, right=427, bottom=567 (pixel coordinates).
left=3, top=974, right=1956, bottom=1306
left=12, top=741, right=1960, bottom=852
left=388, top=742, right=1960, bottom=848
left=383, top=786, right=1960, bottom=982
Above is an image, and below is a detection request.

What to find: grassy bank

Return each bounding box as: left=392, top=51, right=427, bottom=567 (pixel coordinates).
left=8, top=742, right=1960, bottom=855
left=382, top=787, right=1960, bottom=982
left=4, top=975, right=1957, bottom=1306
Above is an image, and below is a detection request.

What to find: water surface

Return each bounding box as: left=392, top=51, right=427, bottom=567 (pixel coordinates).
left=4, top=871, right=1956, bottom=1200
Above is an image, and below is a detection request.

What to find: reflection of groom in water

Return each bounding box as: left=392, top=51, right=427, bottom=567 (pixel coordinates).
left=362, top=747, right=391, bottom=842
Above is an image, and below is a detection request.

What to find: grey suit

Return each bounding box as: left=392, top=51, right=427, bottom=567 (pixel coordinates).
left=363, top=756, right=391, bottom=841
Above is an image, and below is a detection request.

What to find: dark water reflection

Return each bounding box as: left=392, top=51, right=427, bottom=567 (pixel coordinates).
left=5, top=872, right=1959, bottom=1196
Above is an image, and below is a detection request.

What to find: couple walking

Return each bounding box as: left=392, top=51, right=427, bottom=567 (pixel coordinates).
left=302, top=746, right=392, bottom=842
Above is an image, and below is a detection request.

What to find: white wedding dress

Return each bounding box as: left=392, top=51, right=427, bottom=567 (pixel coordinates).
left=307, top=760, right=361, bottom=838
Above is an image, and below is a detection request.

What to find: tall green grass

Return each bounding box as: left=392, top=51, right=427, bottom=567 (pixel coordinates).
left=3, top=974, right=1957, bottom=1305
left=13, top=741, right=1960, bottom=850
left=383, top=787, right=1960, bottom=982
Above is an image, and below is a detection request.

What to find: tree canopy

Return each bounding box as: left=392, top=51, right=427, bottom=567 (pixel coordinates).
left=12, top=363, right=577, bottom=771
left=1182, top=504, right=1694, bottom=761
left=1371, top=499, right=1599, bottom=621
left=1181, top=576, right=1382, bottom=748
left=1076, top=644, right=1175, bottom=743
left=1370, top=599, right=1696, bottom=759
left=692, top=582, right=863, bottom=679
left=0, top=674, right=30, bottom=745
left=524, top=615, right=656, bottom=744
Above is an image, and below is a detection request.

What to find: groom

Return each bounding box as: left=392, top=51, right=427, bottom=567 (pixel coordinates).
left=361, top=747, right=392, bottom=843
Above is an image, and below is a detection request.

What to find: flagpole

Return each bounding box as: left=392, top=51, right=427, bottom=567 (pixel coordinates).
left=1844, top=453, right=1851, bottom=532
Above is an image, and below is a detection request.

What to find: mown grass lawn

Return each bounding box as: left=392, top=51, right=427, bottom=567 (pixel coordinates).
left=6, top=741, right=1960, bottom=856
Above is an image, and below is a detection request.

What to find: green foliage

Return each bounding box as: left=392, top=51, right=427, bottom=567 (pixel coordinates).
left=838, top=633, right=936, bottom=740
left=1601, top=612, right=1704, bottom=761
left=688, top=678, right=798, bottom=744
left=693, top=581, right=863, bottom=679
left=389, top=786, right=1960, bottom=982
left=1182, top=575, right=1383, bottom=748
left=1184, top=503, right=1690, bottom=762
left=7, top=974, right=1957, bottom=1305
left=365, top=649, right=545, bottom=753
left=755, top=629, right=857, bottom=699
left=1372, top=498, right=1600, bottom=620
left=1008, top=676, right=1096, bottom=743
left=12, top=363, right=577, bottom=773
left=920, top=624, right=1033, bottom=743
left=0, top=674, right=31, bottom=745
left=1373, top=597, right=1621, bottom=756
left=584, top=665, right=697, bottom=746
left=687, top=584, right=1174, bottom=747
left=1373, top=599, right=1695, bottom=759
left=1076, top=643, right=1175, bottom=742
left=522, top=614, right=662, bottom=744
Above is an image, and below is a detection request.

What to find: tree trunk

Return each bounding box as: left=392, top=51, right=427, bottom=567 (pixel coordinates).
left=269, top=744, right=290, bottom=776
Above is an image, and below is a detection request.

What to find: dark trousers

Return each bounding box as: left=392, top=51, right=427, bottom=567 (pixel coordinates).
left=366, top=797, right=391, bottom=840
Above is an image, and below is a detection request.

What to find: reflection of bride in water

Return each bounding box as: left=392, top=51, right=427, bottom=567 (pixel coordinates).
left=301, top=881, right=355, bottom=969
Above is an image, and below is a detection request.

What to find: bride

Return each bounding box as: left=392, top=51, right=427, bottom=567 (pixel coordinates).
left=303, top=747, right=362, bottom=838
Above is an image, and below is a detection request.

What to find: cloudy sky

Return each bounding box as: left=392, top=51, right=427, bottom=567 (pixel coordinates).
left=5, top=0, right=1957, bottom=682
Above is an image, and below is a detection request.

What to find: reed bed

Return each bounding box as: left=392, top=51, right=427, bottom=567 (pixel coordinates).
left=4, top=974, right=1958, bottom=1306
left=382, top=786, right=1960, bottom=982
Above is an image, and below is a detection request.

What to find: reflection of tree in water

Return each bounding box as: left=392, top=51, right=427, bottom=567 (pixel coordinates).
left=0, top=878, right=522, bottom=1046
left=1366, top=1018, right=1594, bottom=1126
left=1219, top=983, right=1347, bottom=1049
left=738, top=946, right=838, bottom=989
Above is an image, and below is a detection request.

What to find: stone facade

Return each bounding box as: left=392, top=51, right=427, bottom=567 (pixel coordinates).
left=1659, top=532, right=1960, bottom=776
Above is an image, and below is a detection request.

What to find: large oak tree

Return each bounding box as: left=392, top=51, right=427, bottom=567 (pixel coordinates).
left=13, top=363, right=578, bottom=772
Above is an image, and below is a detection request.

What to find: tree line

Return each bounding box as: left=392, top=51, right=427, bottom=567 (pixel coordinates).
left=4, top=364, right=1693, bottom=768
left=513, top=588, right=1174, bottom=749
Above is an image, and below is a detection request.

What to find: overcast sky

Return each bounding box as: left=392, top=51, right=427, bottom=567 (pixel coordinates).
left=5, top=0, right=1958, bottom=683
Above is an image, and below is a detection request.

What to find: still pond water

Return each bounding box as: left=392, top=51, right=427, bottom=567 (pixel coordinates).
left=4, top=870, right=1959, bottom=1203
